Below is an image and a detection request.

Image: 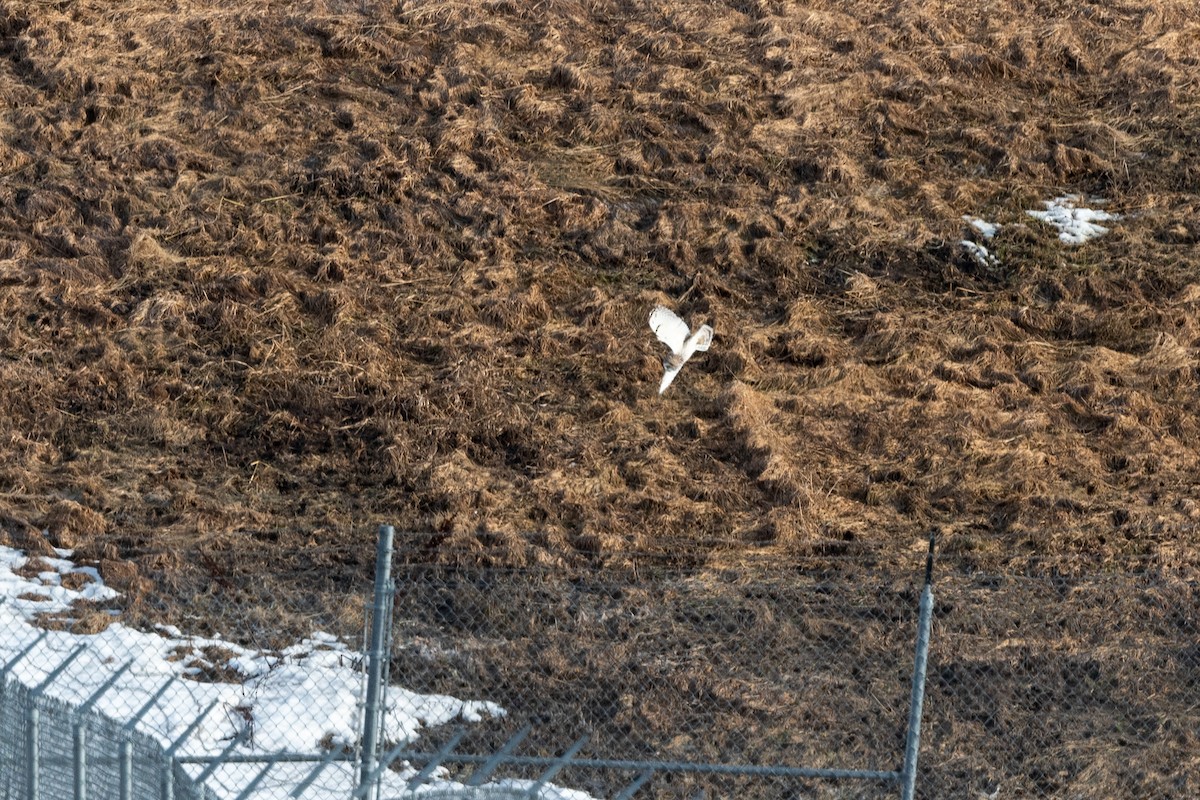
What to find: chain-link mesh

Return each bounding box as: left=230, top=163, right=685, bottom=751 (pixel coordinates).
left=383, top=542, right=1200, bottom=800
left=5, top=535, right=1199, bottom=800
left=386, top=553, right=922, bottom=799
left=0, top=653, right=204, bottom=800
left=0, top=543, right=378, bottom=800
left=922, top=570, right=1200, bottom=799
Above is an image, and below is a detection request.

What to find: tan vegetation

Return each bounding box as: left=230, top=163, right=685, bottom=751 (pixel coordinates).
left=0, top=0, right=1197, bottom=619
left=2, top=3, right=1199, bottom=797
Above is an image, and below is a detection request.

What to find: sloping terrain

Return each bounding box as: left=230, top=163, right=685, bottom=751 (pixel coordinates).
left=0, top=0, right=1199, bottom=629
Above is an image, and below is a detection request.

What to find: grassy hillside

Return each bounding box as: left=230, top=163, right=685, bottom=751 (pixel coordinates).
left=1, top=0, right=1199, bottom=630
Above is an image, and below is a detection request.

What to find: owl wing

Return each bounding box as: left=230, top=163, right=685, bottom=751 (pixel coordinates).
left=649, top=305, right=689, bottom=355
left=684, top=324, right=713, bottom=356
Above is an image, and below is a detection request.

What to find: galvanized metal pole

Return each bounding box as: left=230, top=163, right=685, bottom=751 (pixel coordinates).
left=0, top=633, right=42, bottom=800
left=28, top=704, right=40, bottom=800
left=114, top=675, right=174, bottom=800
left=163, top=697, right=221, bottom=800
left=358, top=524, right=395, bottom=800
left=900, top=532, right=936, bottom=800
left=74, top=724, right=87, bottom=800
left=73, top=724, right=85, bottom=800
left=72, top=657, right=136, bottom=800
left=120, top=739, right=133, bottom=800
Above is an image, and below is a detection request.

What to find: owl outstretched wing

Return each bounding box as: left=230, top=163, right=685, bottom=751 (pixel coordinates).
left=649, top=305, right=689, bottom=355
left=684, top=324, right=714, bottom=357
left=651, top=306, right=714, bottom=394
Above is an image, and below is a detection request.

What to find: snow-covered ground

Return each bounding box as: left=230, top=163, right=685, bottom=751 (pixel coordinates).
left=960, top=214, right=1002, bottom=270
left=0, top=545, right=596, bottom=800
left=960, top=195, right=1121, bottom=270
left=1025, top=194, right=1121, bottom=245
left=962, top=215, right=1001, bottom=241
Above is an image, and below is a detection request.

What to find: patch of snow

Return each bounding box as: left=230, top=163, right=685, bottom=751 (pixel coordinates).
left=960, top=240, right=999, bottom=270
left=0, top=546, right=119, bottom=612
left=1026, top=194, right=1121, bottom=245
left=962, top=215, right=1001, bottom=239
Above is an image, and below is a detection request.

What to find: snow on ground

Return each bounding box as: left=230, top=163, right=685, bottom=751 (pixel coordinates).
left=962, top=215, right=1001, bottom=240
left=960, top=214, right=1002, bottom=269
left=1026, top=194, right=1121, bottom=244
left=0, top=545, right=597, bottom=800
left=960, top=239, right=999, bottom=270
left=961, top=194, right=1120, bottom=268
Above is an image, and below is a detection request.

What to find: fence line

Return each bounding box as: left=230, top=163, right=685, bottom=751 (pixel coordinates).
left=8, top=525, right=1196, bottom=798
left=0, top=651, right=206, bottom=800
left=346, top=527, right=939, bottom=799
left=359, top=523, right=395, bottom=800
left=1, top=526, right=940, bottom=799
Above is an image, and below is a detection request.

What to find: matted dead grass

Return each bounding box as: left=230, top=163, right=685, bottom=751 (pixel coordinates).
left=0, top=0, right=1197, bottom=623
left=2, top=1, right=1200, bottom=796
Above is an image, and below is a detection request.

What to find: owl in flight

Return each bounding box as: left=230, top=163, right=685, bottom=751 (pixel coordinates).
left=649, top=305, right=713, bottom=394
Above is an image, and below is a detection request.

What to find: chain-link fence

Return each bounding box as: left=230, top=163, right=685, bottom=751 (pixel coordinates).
left=922, top=569, right=1200, bottom=798
left=384, top=554, right=926, bottom=798
left=0, top=656, right=203, bottom=800
left=380, top=532, right=1200, bottom=800
left=3, top=531, right=1199, bottom=799
left=0, top=541, right=378, bottom=800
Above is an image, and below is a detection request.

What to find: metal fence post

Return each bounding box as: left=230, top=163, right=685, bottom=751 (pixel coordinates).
left=73, top=658, right=136, bottom=800
left=74, top=722, right=87, bottom=800
left=359, top=523, right=395, bottom=800
left=120, top=739, right=133, bottom=800
left=2, top=632, right=47, bottom=800
left=114, top=676, right=175, bottom=800
left=900, top=533, right=936, bottom=800
left=28, top=703, right=40, bottom=800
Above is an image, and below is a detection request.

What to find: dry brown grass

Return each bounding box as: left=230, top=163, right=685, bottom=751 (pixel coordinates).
left=1, top=2, right=1199, bottom=795
left=0, top=0, right=1197, bottom=670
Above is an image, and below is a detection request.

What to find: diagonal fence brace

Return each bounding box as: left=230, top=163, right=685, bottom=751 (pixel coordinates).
left=405, top=729, right=469, bottom=790
left=350, top=735, right=426, bottom=799
left=231, top=750, right=290, bottom=800
left=123, top=676, right=177, bottom=734
left=523, top=734, right=590, bottom=798
left=191, top=727, right=251, bottom=786
left=0, top=630, right=49, bottom=679
left=612, top=767, right=656, bottom=800
left=289, top=745, right=347, bottom=799
left=31, top=644, right=87, bottom=695
left=464, top=722, right=533, bottom=787
left=166, top=698, right=221, bottom=758
left=74, top=659, right=136, bottom=718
